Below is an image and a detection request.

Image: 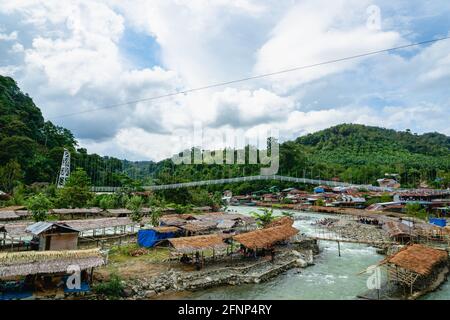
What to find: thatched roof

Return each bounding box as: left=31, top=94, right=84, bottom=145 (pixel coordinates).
left=233, top=224, right=298, bottom=249
left=150, top=226, right=179, bottom=233
left=51, top=208, right=102, bottom=215
left=61, top=217, right=139, bottom=231
left=386, top=244, right=448, bottom=276
left=160, top=214, right=196, bottom=227
left=382, top=221, right=416, bottom=238
left=2, top=217, right=144, bottom=237
left=0, top=206, right=25, bottom=211
left=106, top=208, right=151, bottom=215
left=0, top=211, right=20, bottom=220
left=181, top=221, right=218, bottom=233
left=168, top=234, right=227, bottom=253
left=15, top=210, right=31, bottom=217
left=0, top=249, right=106, bottom=278
left=265, top=216, right=294, bottom=228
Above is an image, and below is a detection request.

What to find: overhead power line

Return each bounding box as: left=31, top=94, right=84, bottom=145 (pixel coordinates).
left=50, top=36, right=450, bottom=120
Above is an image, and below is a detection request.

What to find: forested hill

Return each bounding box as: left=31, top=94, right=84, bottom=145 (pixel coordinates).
left=1, top=74, right=449, bottom=192
left=0, top=75, right=128, bottom=192
left=295, top=124, right=450, bottom=167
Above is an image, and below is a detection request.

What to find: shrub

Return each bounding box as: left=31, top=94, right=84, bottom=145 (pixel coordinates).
left=27, top=193, right=52, bottom=222
left=93, top=274, right=124, bottom=298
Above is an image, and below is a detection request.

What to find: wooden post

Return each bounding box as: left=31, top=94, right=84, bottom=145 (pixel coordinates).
left=337, top=241, right=341, bottom=257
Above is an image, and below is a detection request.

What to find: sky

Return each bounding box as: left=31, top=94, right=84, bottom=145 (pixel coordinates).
left=0, top=0, right=449, bottom=161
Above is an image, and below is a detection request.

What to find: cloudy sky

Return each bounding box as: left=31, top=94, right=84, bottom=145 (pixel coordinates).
left=1, top=0, right=449, bottom=161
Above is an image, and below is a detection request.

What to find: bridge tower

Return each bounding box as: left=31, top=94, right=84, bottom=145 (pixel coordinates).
left=57, top=148, right=71, bottom=188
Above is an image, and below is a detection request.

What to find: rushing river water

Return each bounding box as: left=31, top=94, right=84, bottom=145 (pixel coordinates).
left=183, top=206, right=449, bottom=300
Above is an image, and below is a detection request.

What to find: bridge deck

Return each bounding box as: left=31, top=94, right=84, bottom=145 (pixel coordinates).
left=91, top=175, right=394, bottom=192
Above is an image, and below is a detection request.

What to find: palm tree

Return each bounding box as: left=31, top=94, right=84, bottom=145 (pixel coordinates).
left=251, top=208, right=276, bottom=227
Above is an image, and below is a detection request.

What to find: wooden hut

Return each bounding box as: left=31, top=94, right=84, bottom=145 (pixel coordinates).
left=382, top=221, right=417, bottom=243
left=0, top=248, right=106, bottom=293
left=265, top=216, right=294, bottom=228
left=383, top=244, right=449, bottom=297
left=166, top=234, right=228, bottom=269
left=233, top=224, right=298, bottom=252
left=167, top=234, right=227, bottom=253
left=26, top=222, right=79, bottom=251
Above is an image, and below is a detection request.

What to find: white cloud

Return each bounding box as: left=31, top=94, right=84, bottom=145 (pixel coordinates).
left=254, top=0, right=402, bottom=93
left=0, top=30, right=18, bottom=41
left=0, top=0, right=449, bottom=161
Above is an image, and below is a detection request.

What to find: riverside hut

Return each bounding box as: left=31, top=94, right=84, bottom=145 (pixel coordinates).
left=265, top=216, right=294, bottom=228
left=382, top=221, right=417, bottom=243
left=383, top=244, right=449, bottom=297
left=0, top=248, right=106, bottom=296
left=166, top=234, right=228, bottom=269
left=233, top=224, right=298, bottom=251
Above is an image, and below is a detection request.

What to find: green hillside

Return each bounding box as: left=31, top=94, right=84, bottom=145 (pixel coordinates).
left=1, top=74, right=449, bottom=195
left=0, top=75, right=129, bottom=193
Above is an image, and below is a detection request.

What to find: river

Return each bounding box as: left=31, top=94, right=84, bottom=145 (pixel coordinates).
left=183, top=206, right=449, bottom=300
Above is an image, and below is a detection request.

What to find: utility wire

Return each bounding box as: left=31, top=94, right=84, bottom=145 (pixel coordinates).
left=50, top=36, right=450, bottom=120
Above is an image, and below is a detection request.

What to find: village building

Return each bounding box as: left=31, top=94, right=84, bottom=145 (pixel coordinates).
left=382, top=244, right=449, bottom=298
left=377, top=178, right=400, bottom=189
left=233, top=224, right=299, bottom=256
left=382, top=221, right=417, bottom=243
left=0, top=248, right=106, bottom=298
left=26, top=222, right=80, bottom=251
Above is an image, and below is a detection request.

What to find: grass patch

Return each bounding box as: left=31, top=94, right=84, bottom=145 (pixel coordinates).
left=108, top=244, right=171, bottom=264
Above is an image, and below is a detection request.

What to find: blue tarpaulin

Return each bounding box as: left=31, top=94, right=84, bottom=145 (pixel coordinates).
left=64, top=281, right=91, bottom=293
left=137, top=229, right=175, bottom=248
left=429, top=218, right=447, bottom=227
left=314, top=187, right=325, bottom=193
left=0, top=291, right=33, bottom=300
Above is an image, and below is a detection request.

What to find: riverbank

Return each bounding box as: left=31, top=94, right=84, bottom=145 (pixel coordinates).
left=119, top=248, right=315, bottom=299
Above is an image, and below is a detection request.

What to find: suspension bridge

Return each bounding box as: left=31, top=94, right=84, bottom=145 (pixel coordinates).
left=90, top=174, right=393, bottom=193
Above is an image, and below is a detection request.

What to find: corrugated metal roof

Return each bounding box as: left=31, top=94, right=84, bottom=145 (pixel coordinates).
left=26, top=222, right=79, bottom=235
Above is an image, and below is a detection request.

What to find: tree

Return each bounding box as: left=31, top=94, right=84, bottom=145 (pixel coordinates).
left=150, top=206, right=162, bottom=227
left=126, top=195, right=144, bottom=224
left=251, top=208, right=276, bottom=227
left=0, top=160, right=22, bottom=193
left=28, top=193, right=52, bottom=222
left=315, top=198, right=325, bottom=206
left=99, top=195, right=117, bottom=210
left=56, top=167, right=92, bottom=208
left=405, top=202, right=428, bottom=221
left=281, top=211, right=294, bottom=218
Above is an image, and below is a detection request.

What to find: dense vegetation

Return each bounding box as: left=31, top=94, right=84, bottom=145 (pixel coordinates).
left=1, top=74, right=449, bottom=208
left=0, top=75, right=140, bottom=195
left=149, top=124, right=450, bottom=194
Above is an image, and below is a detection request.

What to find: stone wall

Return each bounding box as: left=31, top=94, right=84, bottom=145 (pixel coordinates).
left=124, top=249, right=314, bottom=299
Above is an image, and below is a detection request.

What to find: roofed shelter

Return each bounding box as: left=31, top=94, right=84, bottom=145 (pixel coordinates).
left=0, top=248, right=106, bottom=294
left=233, top=224, right=299, bottom=251
left=165, top=234, right=228, bottom=269
left=167, top=234, right=227, bottom=254
left=382, top=244, right=449, bottom=296
left=26, top=222, right=79, bottom=251
left=137, top=226, right=179, bottom=248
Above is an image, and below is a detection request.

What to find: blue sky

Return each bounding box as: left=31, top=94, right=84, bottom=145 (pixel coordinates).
left=0, top=0, right=449, bottom=161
